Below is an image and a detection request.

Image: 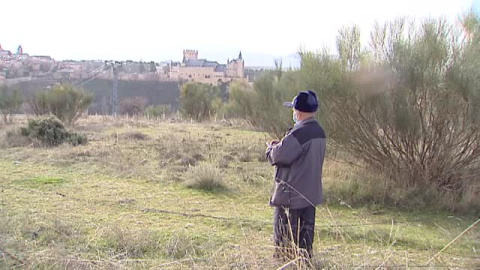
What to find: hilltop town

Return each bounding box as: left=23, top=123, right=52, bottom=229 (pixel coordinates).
left=0, top=45, right=261, bottom=84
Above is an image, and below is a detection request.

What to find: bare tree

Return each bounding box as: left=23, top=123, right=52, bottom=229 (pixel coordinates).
left=0, top=85, right=22, bottom=124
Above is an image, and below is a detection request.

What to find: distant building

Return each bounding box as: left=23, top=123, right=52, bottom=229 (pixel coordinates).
left=0, top=44, right=12, bottom=59
left=169, top=50, right=245, bottom=84
left=0, top=43, right=57, bottom=78
left=32, top=55, right=52, bottom=61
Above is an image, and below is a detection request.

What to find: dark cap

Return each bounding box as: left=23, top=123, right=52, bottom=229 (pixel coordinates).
left=283, top=90, right=319, bottom=112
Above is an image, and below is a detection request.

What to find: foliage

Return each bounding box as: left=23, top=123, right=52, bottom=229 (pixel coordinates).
left=28, top=90, right=50, bottom=116
left=322, top=161, right=480, bottom=213
left=67, top=132, right=88, bottom=146
left=145, top=104, right=171, bottom=119
left=180, top=82, right=221, bottom=121
left=119, top=96, right=148, bottom=116
left=20, top=117, right=68, bottom=146
left=226, top=13, right=480, bottom=201
left=0, top=85, right=23, bottom=124
left=220, top=82, right=254, bottom=119
left=149, top=61, right=157, bottom=73
left=326, top=17, right=480, bottom=192
left=337, top=25, right=362, bottom=71
left=20, top=117, right=88, bottom=147
left=138, top=62, right=146, bottom=74
left=225, top=73, right=296, bottom=139
left=28, top=84, right=94, bottom=126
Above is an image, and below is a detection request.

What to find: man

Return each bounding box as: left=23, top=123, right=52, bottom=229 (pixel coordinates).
left=265, top=90, right=326, bottom=259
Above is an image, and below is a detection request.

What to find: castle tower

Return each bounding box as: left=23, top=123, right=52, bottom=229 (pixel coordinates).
left=183, top=49, right=198, bottom=61
left=17, top=45, right=23, bottom=55
left=226, top=51, right=245, bottom=78
left=237, top=51, right=244, bottom=78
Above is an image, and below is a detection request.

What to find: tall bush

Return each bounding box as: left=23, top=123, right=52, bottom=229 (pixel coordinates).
left=225, top=72, right=298, bottom=139
left=29, top=84, right=94, bottom=126
left=228, top=12, right=480, bottom=208
left=0, top=85, right=23, bottom=124
left=29, top=91, right=50, bottom=116
left=326, top=17, right=480, bottom=192
left=120, top=96, right=148, bottom=116
left=180, top=83, right=221, bottom=121
left=145, top=104, right=171, bottom=119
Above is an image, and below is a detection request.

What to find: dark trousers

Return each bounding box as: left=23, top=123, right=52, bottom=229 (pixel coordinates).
left=274, top=206, right=316, bottom=258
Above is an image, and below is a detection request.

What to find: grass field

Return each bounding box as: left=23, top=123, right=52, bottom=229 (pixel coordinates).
left=0, top=116, right=479, bottom=269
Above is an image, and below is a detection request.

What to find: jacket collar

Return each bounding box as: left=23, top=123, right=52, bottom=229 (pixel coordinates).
left=294, top=117, right=316, bottom=127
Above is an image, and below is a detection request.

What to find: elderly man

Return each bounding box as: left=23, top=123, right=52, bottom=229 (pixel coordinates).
left=265, top=90, right=326, bottom=259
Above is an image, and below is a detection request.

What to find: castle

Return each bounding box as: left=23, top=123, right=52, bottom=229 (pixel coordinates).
left=168, top=50, right=245, bottom=84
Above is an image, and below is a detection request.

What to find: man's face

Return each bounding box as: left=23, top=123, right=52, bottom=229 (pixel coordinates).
left=292, top=109, right=300, bottom=123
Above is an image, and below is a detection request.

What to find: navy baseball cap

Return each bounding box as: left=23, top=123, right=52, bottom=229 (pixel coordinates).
left=283, top=90, right=319, bottom=112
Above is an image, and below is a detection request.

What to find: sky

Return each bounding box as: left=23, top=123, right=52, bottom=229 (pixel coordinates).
left=0, top=0, right=478, bottom=67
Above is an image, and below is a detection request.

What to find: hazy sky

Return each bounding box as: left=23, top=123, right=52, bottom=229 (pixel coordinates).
left=1, top=0, right=478, bottom=66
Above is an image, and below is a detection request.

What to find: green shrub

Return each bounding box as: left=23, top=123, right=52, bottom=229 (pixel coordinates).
left=180, top=83, right=221, bottom=121
left=20, top=117, right=87, bottom=147
left=324, top=18, right=480, bottom=192
left=21, top=117, right=69, bottom=146
left=28, top=84, right=93, bottom=126
left=225, top=74, right=295, bottom=139
left=145, top=104, right=171, bottom=119
left=67, top=133, right=88, bottom=146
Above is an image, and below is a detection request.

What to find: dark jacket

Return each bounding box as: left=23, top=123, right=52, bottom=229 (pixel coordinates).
left=266, top=118, right=326, bottom=209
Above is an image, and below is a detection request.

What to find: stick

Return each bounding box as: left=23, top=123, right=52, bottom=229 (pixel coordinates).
left=276, top=257, right=302, bottom=270
left=424, top=218, right=480, bottom=266
left=0, top=246, right=25, bottom=266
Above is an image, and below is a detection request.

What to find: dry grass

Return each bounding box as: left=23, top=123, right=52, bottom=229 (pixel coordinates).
left=185, top=162, right=226, bottom=191
left=0, top=127, right=31, bottom=148
left=120, top=131, right=150, bottom=141
left=0, top=115, right=478, bottom=269
left=322, top=157, right=480, bottom=215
